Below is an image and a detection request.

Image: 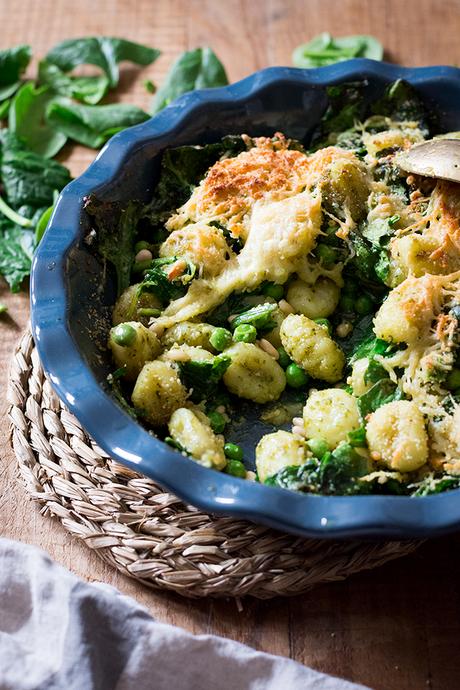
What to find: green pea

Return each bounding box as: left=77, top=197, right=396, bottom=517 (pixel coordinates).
left=316, top=244, right=337, bottom=266
left=226, top=459, right=247, bottom=478
left=209, top=327, right=233, bottom=352
left=285, top=363, right=309, bottom=388
left=339, top=294, right=354, bottom=313
left=307, top=438, right=329, bottom=459
left=263, top=282, right=284, bottom=300
left=132, top=259, right=152, bottom=273
left=224, top=442, right=244, bottom=462
left=446, top=368, right=460, bottom=390
left=277, top=346, right=292, bottom=369
left=355, top=295, right=373, bottom=315
left=112, top=323, right=137, bottom=347
left=314, top=318, right=332, bottom=335
left=233, top=324, right=257, bottom=343
left=137, top=307, right=161, bottom=317
left=208, top=411, right=226, bottom=434
left=134, top=240, right=151, bottom=253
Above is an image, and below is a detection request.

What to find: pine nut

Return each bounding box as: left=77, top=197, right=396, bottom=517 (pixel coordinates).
left=278, top=299, right=295, bottom=315
left=258, top=338, right=279, bottom=359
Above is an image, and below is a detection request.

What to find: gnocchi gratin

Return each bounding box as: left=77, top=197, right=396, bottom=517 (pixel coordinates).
left=103, top=79, right=460, bottom=497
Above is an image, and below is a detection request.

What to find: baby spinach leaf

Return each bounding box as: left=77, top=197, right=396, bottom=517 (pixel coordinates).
left=0, top=45, right=31, bottom=101
left=46, top=37, right=160, bottom=88
left=38, top=60, right=110, bottom=105
left=0, top=220, right=34, bottom=292
left=8, top=82, right=67, bottom=158
left=292, top=33, right=383, bottom=69
left=180, top=354, right=231, bottom=402
left=0, top=131, right=71, bottom=208
left=357, top=379, right=404, bottom=418
left=151, top=47, right=228, bottom=114
left=46, top=101, right=149, bottom=148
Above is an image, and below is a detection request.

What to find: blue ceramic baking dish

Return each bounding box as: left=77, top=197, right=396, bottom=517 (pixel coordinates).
left=31, top=59, right=460, bottom=539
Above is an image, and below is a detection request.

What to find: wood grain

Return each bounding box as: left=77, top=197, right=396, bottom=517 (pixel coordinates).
left=1, top=1, right=460, bottom=688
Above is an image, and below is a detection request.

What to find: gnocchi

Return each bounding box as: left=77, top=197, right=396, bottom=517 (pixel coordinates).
left=280, top=314, right=344, bottom=383
left=109, top=322, right=162, bottom=381
left=256, top=431, right=305, bottom=482
left=222, top=342, right=286, bottom=403
left=303, top=389, right=361, bottom=450
left=366, top=400, right=428, bottom=472
left=168, top=407, right=226, bottom=469
left=131, top=360, right=188, bottom=426
left=286, top=277, right=340, bottom=319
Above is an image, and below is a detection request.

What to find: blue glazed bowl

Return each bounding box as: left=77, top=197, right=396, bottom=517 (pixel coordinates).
left=31, top=60, right=460, bottom=539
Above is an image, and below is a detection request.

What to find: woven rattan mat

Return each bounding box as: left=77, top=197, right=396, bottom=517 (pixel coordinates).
left=7, top=329, right=419, bottom=599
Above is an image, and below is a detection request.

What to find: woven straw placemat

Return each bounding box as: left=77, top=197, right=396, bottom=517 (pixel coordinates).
left=7, top=329, right=419, bottom=599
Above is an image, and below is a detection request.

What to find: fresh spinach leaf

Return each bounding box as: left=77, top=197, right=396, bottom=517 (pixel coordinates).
left=46, top=101, right=149, bottom=148
left=0, top=220, right=34, bottom=292
left=0, top=131, right=71, bottom=208
left=46, top=37, right=160, bottom=88
left=292, top=33, right=383, bottom=68
left=0, top=98, right=11, bottom=119
left=0, top=45, right=31, bottom=101
left=38, top=60, right=110, bottom=105
left=357, top=379, right=404, bottom=418
left=179, top=354, right=231, bottom=402
left=151, top=47, right=228, bottom=114
left=8, top=82, right=67, bottom=158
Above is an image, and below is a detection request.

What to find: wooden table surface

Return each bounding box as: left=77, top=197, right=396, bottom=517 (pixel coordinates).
left=1, top=1, right=460, bottom=688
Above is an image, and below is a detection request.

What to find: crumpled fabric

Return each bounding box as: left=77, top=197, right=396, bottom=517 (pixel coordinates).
left=0, top=538, right=368, bottom=690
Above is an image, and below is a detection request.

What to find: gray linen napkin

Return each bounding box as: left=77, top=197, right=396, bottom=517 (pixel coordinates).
left=0, top=538, right=368, bottom=690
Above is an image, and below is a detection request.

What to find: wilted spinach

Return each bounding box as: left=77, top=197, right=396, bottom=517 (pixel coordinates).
left=179, top=354, right=231, bottom=402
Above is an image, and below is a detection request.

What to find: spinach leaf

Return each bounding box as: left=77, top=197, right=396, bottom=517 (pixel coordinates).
left=137, top=257, right=195, bottom=304
left=0, top=99, right=11, bottom=119
left=231, top=303, right=277, bottom=332
left=84, top=196, right=139, bottom=295
left=179, top=354, right=231, bottom=402
left=8, top=82, right=67, bottom=158
left=357, top=379, right=404, bottom=418
left=266, top=443, right=371, bottom=495
left=151, top=47, right=228, bottom=114
left=107, top=368, right=138, bottom=419
left=372, top=79, right=431, bottom=134
left=0, top=45, right=31, bottom=101
left=349, top=330, right=389, bottom=364
left=38, top=60, right=109, bottom=105
left=0, top=131, right=71, bottom=208
left=46, top=37, right=160, bottom=88
left=310, top=82, right=368, bottom=149
left=411, top=474, right=460, bottom=497
left=46, top=101, right=149, bottom=148
left=292, top=33, right=383, bottom=68
left=142, top=137, right=245, bottom=229
left=0, top=220, right=34, bottom=292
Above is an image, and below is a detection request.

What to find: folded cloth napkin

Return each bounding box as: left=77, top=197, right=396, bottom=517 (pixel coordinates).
left=0, top=538, right=368, bottom=690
